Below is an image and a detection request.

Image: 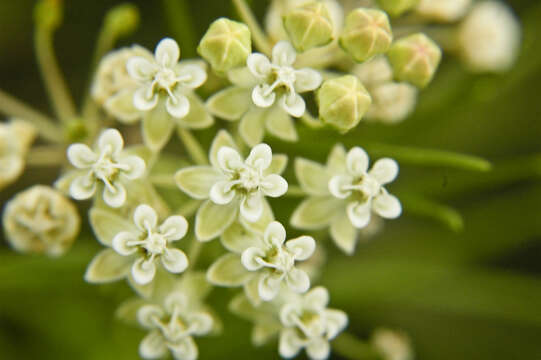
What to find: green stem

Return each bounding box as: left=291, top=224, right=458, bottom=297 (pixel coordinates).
left=0, top=89, right=63, bottom=143
left=232, top=0, right=273, bottom=56
left=400, top=193, right=464, bottom=232
left=162, top=0, right=196, bottom=58
left=26, top=146, right=66, bottom=166
left=333, top=332, right=382, bottom=360
left=177, top=128, right=209, bottom=165
left=187, top=238, right=203, bottom=269
left=286, top=185, right=306, bottom=197
left=364, top=142, right=492, bottom=172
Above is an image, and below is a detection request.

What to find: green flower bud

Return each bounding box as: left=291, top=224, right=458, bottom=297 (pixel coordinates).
left=283, top=2, right=334, bottom=52
left=387, top=33, right=441, bottom=88
left=317, top=75, right=372, bottom=132
left=339, top=8, right=392, bottom=63
left=34, top=0, right=63, bottom=30
left=376, top=0, right=420, bottom=17
left=104, top=3, right=140, bottom=38
left=197, top=18, right=251, bottom=74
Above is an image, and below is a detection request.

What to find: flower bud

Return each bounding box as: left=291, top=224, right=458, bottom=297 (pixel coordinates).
left=376, top=0, right=420, bottom=17
left=317, top=75, right=372, bottom=132
left=0, top=119, right=36, bottom=190
left=283, top=2, right=334, bottom=52
left=34, top=0, right=63, bottom=30
left=197, top=18, right=252, bottom=74
left=339, top=8, right=392, bottom=63
left=387, top=33, right=441, bottom=88
left=415, top=0, right=471, bottom=22
left=352, top=55, right=393, bottom=86
left=366, top=82, right=417, bottom=124
left=3, top=185, right=81, bottom=257
left=103, top=3, right=140, bottom=38
left=371, top=328, right=414, bottom=360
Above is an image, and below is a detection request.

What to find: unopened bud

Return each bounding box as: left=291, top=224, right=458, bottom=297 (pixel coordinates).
left=283, top=2, right=334, bottom=52
left=387, top=33, right=441, bottom=88
left=376, top=0, right=420, bottom=17
left=339, top=8, right=392, bottom=62
left=317, top=75, right=372, bottom=132
left=104, top=3, right=140, bottom=38
left=197, top=18, right=252, bottom=74
left=366, top=82, right=417, bottom=124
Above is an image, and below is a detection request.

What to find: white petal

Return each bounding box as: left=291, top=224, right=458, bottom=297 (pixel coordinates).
left=286, top=268, right=310, bottom=293
left=209, top=181, right=236, bottom=205
left=240, top=193, right=264, bottom=222
left=346, top=147, right=369, bottom=176
left=261, top=174, right=288, bottom=198
left=134, top=204, right=158, bottom=232
left=306, top=337, right=331, bottom=360
left=272, top=41, right=297, bottom=66
left=252, top=85, right=276, bottom=108
left=102, top=182, right=127, bottom=208
left=279, top=328, right=304, bottom=358
left=187, top=312, right=214, bottom=335
left=164, top=291, right=188, bottom=312
left=169, top=337, right=198, bottom=360
left=112, top=231, right=138, bottom=256
left=119, top=155, right=146, bottom=180
left=134, top=86, right=158, bottom=111
left=328, top=175, right=353, bottom=199
left=132, top=257, right=157, bottom=284
left=159, top=215, right=188, bottom=241
left=280, top=93, right=305, bottom=118
left=177, top=64, right=207, bottom=89
left=247, top=53, right=272, bottom=78
left=286, top=236, right=315, bottom=261
left=372, top=193, right=402, bottom=219
left=67, top=144, right=96, bottom=168
left=161, top=248, right=189, bottom=273
left=217, top=146, right=243, bottom=173
left=139, top=330, right=167, bottom=359
left=347, top=201, right=372, bottom=229
left=69, top=174, right=97, bottom=200
left=369, top=158, right=399, bottom=185
left=241, top=246, right=266, bottom=271
left=137, top=305, right=165, bottom=328
left=127, top=57, right=157, bottom=81
left=155, top=37, right=180, bottom=67
left=280, top=303, right=300, bottom=327
left=258, top=273, right=281, bottom=301
left=166, top=93, right=190, bottom=119
left=245, top=143, right=272, bottom=170
left=324, top=309, right=348, bottom=340
left=264, top=221, right=286, bottom=247
left=98, top=128, right=124, bottom=155
left=294, top=68, right=323, bottom=93
left=304, top=286, right=329, bottom=310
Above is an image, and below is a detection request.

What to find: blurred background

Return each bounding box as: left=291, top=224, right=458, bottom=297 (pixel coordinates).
left=1, top=0, right=540, bottom=359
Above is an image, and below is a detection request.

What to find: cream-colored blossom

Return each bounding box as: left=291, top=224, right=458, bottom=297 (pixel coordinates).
left=0, top=119, right=36, bottom=189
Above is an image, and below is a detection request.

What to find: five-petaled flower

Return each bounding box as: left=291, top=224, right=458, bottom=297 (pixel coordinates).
left=127, top=37, right=207, bottom=119
left=66, top=128, right=146, bottom=208
left=112, top=204, right=189, bottom=285
left=137, top=291, right=213, bottom=360
left=247, top=41, right=322, bottom=117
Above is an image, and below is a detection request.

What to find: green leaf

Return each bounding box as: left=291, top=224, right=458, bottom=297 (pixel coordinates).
left=294, top=157, right=330, bottom=195
left=142, top=101, right=174, bottom=151
left=89, top=207, right=136, bottom=246
left=266, top=154, right=288, bottom=175
left=84, top=249, right=132, bottom=283
left=265, top=105, right=298, bottom=142
left=207, top=253, right=251, bottom=286
left=174, top=166, right=220, bottom=199
left=195, top=200, right=238, bottom=241
left=206, top=86, right=251, bottom=121
left=177, top=93, right=214, bottom=129
left=240, top=107, right=266, bottom=147
left=209, top=130, right=238, bottom=168
left=330, top=211, right=357, bottom=255
left=291, top=196, right=344, bottom=230
left=221, top=222, right=260, bottom=253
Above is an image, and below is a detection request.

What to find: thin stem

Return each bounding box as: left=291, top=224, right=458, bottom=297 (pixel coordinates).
left=232, top=0, right=273, bottom=56
left=364, top=142, right=492, bottom=172
left=0, top=89, right=63, bottom=143
left=149, top=174, right=178, bottom=188
left=177, top=128, right=209, bottom=165
left=400, top=193, right=464, bottom=232
left=26, top=146, right=66, bottom=166
left=286, top=185, right=306, bottom=197
left=333, top=332, right=382, bottom=360
left=162, top=0, right=196, bottom=58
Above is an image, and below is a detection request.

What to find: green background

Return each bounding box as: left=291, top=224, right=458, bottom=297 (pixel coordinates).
left=1, top=0, right=540, bottom=359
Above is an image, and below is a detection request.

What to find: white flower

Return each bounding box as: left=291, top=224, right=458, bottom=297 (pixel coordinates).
left=241, top=221, right=315, bottom=301
left=0, top=119, right=36, bottom=189
left=247, top=41, right=322, bottom=117
left=458, top=1, right=521, bottom=73
left=67, top=128, right=146, bottom=208
left=127, top=37, right=207, bottom=118
left=137, top=291, right=213, bottom=360
left=371, top=328, right=414, bottom=360
left=279, top=287, right=348, bottom=360
left=328, top=147, right=401, bottom=228
left=416, top=0, right=471, bottom=22
left=112, top=204, right=189, bottom=285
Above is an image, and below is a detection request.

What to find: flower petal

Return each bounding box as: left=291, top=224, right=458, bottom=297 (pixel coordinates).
left=112, top=231, right=139, bottom=256
left=346, top=147, right=370, bottom=176
left=98, top=128, right=124, bottom=155
left=161, top=248, right=189, bottom=273
left=294, top=68, right=323, bottom=92
left=305, top=286, right=330, bottom=310
left=330, top=211, right=358, bottom=255
left=139, top=330, right=167, bottom=359
left=177, top=63, right=207, bottom=89
left=272, top=41, right=297, bottom=66
left=252, top=85, right=276, bottom=108
left=265, top=105, right=299, bottom=141
left=134, top=86, right=159, bottom=111
left=174, top=166, right=220, bottom=199
left=239, top=107, right=267, bottom=147
left=209, top=180, right=236, bottom=204
left=70, top=174, right=97, bottom=200
left=166, top=93, right=190, bottom=119
left=258, top=273, right=281, bottom=301
left=369, top=158, right=399, bottom=184
left=306, top=337, right=331, bottom=360
left=347, top=201, right=372, bottom=229
left=240, top=193, right=264, bottom=222
left=67, top=144, right=96, bottom=168
left=246, top=143, right=272, bottom=170
left=279, top=329, right=304, bottom=358
left=261, top=174, right=288, bottom=198
left=155, top=37, right=180, bottom=67
left=290, top=196, right=344, bottom=230
left=294, top=158, right=330, bottom=196
left=209, top=130, right=238, bottom=169
left=207, top=253, right=251, bottom=286
left=372, top=193, right=402, bottom=219
left=177, top=93, right=214, bottom=129
left=84, top=248, right=132, bottom=283
left=217, top=146, right=243, bottom=173
left=137, top=305, right=165, bottom=328
left=241, top=246, right=266, bottom=271
left=221, top=222, right=261, bottom=253
left=169, top=336, right=198, bottom=360
left=328, top=175, right=353, bottom=199
left=142, top=103, right=175, bottom=151
left=206, top=86, right=252, bottom=121
left=247, top=53, right=272, bottom=79
left=324, top=309, right=348, bottom=340
left=286, top=236, right=315, bottom=261
left=160, top=215, right=188, bottom=241
left=127, top=57, right=156, bottom=81
left=195, top=200, right=238, bottom=241
left=327, top=144, right=347, bottom=174
left=264, top=221, right=286, bottom=247
left=119, top=155, right=146, bottom=180
left=280, top=93, right=305, bottom=118
left=132, top=257, right=157, bottom=285
left=134, top=204, right=158, bottom=232
left=286, top=268, right=310, bottom=293
left=102, top=182, right=127, bottom=208
left=187, top=312, right=214, bottom=335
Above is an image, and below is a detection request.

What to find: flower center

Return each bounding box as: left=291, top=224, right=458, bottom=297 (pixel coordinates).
left=156, top=68, right=178, bottom=90
left=354, top=175, right=380, bottom=198
left=144, top=233, right=167, bottom=254
left=92, top=157, right=119, bottom=181
left=238, top=166, right=261, bottom=191
left=266, top=247, right=295, bottom=273
left=276, top=66, right=296, bottom=87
